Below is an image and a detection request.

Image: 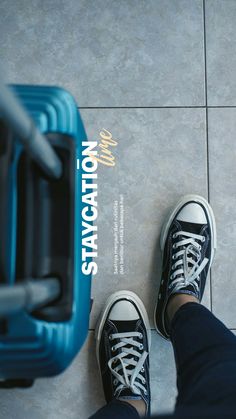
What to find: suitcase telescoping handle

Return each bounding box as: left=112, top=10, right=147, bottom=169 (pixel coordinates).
left=0, top=79, right=62, bottom=179
left=0, top=279, right=60, bottom=316
left=0, top=78, right=62, bottom=314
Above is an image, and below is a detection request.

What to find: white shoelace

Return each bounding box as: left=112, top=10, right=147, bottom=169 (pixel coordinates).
left=169, top=230, right=209, bottom=295
left=108, top=331, right=148, bottom=397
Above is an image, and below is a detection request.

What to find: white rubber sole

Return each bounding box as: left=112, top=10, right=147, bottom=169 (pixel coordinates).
left=95, top=290, right=151, bottom=365
left=154, top=194, right=217, bottom=339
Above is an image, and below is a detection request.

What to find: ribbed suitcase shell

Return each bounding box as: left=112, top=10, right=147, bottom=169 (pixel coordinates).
left=0, top=85, right=91, bottom=378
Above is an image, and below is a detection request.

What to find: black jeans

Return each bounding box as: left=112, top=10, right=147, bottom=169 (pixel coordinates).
left=89, top=303, right=236, bottom=419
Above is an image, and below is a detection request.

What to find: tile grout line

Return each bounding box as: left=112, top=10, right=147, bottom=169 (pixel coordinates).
left=78, top=106, right=236, bottom=109
left=203, top=0, right=213, bottom=313
left=79, top=106, right=205, bottom=109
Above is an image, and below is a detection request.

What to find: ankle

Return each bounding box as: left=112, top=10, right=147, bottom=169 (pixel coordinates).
left=167, top=293, right=199, bottom=325
left=120, top=398, right=146, bottom=417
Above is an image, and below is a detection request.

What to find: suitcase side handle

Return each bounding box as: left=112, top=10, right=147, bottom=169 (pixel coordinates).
left=0, top=78, right=62, bottom=179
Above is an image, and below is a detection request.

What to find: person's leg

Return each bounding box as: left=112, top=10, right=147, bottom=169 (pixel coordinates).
left=89, top=400, right=139, bottom=419
left=89, top=291, right=151, bottom=418
left=170, top=300, right=236, bottom=408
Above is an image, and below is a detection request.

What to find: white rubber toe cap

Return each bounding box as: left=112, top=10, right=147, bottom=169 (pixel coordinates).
left=176, top=202, right=207, bottom=224
left=109, top=300, right=139, bottom=321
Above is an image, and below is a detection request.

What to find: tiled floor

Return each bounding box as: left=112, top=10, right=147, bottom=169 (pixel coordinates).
left=0, top=0, right=236, bottom=418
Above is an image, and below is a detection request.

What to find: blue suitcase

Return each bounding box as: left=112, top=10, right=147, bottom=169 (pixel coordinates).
left=0, top=84, right=92, bottom=385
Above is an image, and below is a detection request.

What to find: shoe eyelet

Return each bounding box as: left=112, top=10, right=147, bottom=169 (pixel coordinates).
left=173, top=243, right=177, bottom=249
left=139, top=344, right=143, bottom=350
left=144, top=390, right=147, bottom=395
left=172, top=255, right=176, bottom=260
left=141, top=367, right=145, bottom=373
left=142, top=378, right=146, bottom=384
left=202, top=237, right=205, bottom=243
left=113, top=379, right=118, bottom=386
left=173, top=233, right=177, bottom=239
left=139, top=333, right=143, bottom=339
left=109, top=335, right=113, bottom=341
left=111, top=346, right=116, bottom=352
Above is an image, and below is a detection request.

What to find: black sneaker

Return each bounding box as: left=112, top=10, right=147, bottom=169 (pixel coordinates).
left=95, top=290, right=151, bottom=416
left=154, top=195, right=217, bottom=340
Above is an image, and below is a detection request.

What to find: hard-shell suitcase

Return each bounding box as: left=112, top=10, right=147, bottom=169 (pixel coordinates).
left=0, top=84, right=92, bottom=384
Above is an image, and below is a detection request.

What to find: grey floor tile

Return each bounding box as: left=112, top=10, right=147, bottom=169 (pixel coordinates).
left=208, top=108, right=236, bottom=328
left=150, top=332, right=177, bottom=414
left=79, top=107, right=210, bottom=329
left=0, top=332, right=103, bottom=419
left=0, top=331, right=177, bottom=419
left=0, top=0, right=205, bottom=106
left=206, top=0, right=236, bottom=105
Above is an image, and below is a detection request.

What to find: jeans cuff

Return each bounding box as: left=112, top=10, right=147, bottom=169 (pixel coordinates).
left=170, top=301, right=200, bottom=339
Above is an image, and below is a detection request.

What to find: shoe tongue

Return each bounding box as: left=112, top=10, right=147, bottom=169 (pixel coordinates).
left=177, top=220, right=204, bottom=235
left=175, top=221, right=204, bottom=271
left=118, top=388, right=142, bottom=400
left=111, top=320, right=138, bottom=333
left=110, top=320, right=143, bottom=401
left=173, top=286, right=199, bottom=298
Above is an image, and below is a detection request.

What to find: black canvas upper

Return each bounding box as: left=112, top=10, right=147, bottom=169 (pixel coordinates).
left=155, top=201, right=213, bottom=340
left=98, top=299, right=151, bottom=416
